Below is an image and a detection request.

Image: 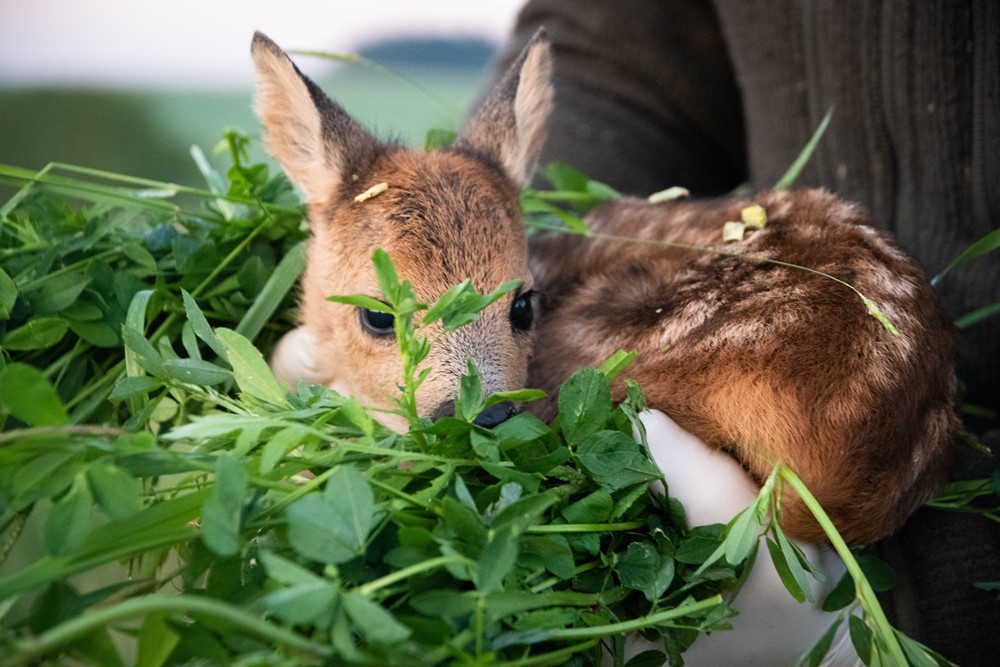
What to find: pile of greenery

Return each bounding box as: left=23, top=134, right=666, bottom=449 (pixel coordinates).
left=0, top=128, right=994, bottom=666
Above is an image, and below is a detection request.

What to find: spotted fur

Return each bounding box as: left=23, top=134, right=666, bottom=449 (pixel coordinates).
left=530, top=190, right=958, bottom=543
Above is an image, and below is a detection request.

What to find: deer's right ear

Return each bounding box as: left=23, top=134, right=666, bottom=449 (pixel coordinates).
left=251, top=32, right=379, bottom=203
left=455, top=29, right=553, bottom=187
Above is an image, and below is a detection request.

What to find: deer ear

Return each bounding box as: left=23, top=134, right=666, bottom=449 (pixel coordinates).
left=455, top=28, right=553, bottom=187
left=251, top=32, right=379, bottom=203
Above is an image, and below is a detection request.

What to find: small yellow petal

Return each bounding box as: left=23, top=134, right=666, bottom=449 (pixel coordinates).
left=354, top=182, right=388, bottom=202
left=648, top=186, right=690, bottom=203
left=722, top=221, right=746, bottom=242
left=741, top=204, right=767, bottom=229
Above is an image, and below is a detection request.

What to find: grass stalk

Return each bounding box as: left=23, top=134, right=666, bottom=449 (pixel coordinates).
left=3, top=594, right=332, bottom=666
left=778, top=465, right=908, bottom=665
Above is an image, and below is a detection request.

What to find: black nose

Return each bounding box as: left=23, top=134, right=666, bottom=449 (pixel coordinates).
left=473, top=401, right=519, bottom=428
left=431, top=400, right=519, bottom=428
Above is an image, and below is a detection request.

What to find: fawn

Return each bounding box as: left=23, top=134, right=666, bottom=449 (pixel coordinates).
left=253, top=31, right=958, bottom=544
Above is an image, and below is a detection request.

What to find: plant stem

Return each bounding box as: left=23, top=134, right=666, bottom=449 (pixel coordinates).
left=499, top=595, right=724, bottom=645
left=357, top=555, right=466, bottom=597
left=778, top=465, right=908, bottom=665
left=526, top=521, right=644, bottom=534
left=490, top=639, right=601, bottom=666
left=0, top=424, right=127, bottom=445
left=3, top=594, right=332, bottom=666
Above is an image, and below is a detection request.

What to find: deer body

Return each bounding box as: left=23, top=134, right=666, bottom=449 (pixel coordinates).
left=529, top=190, right=958, bottom=543
left=252, top=32, right=958, bottom=544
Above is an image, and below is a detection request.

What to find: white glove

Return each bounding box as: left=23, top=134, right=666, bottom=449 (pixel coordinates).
left=621, top=409, right=862, bottom=667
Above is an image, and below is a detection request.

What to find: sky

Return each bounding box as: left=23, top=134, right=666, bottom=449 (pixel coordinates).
left=0, top=0, right=525, bottom=89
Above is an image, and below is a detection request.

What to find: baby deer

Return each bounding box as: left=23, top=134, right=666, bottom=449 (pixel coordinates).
left=253, top=32, right=958, bottom=544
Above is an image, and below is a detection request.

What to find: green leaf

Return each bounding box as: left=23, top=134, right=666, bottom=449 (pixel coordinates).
left=456, top=359, right=485, bottom=421
left=623, top=650, right=667, bottom=667
left=0, top=363, right=70, bottom=425
left=235, top=241, right=307, bottom=341
left=68, top=320, right=119, bottom=347
left=122, top=240, right=157, bottom=273
left=485, top=388, right=547, bottom=407
left=492, top=492, right=558, bottom=534
left=327, top=293, right=392, bottom=312
left=544, top=162, right=589, bottom=191
left=765, top=535, right=809, bottom=603
left=774, top=106, right=833, bottom=190
left=856, top=554, right=896, bottom=592
left=215, top=327, right=288, bottom=405
left=586, top=179, right=621, bottom=202
left=258, top=550, right=324, bottom=586
left=494, top=411, right=553, bottom=449
left=136, top=614, right=181, bottom=667
left=87, top=461, right=141, bottom=520
left=181, top=289, right=225, bottom=358
left=897, top=631, right=950, bottom=667
left=576, top=430, right=661, bottom=492
left=342, top=592, right=412, bottom=644
left=722, top=503, right=763, bottom=566
left=821, top=571, right=856, bottom=612
left=561, top=489, right=613, bottom=524
left=521, top=535, right=575, bottom=579
left=288, top=466, right=373, bottom=564
left=801, top=617, right=844, bottom=667
left=618, top=542, right=660, bottom=591
left=123, top=290, right=157, bottom=404
left=822, top=553, right=896, bottom=611
left=954, top=299, right=1000, bottom=330
left=161, top=358, right=233, bottom=386
left=933, top=226, right=1000, bottom=286
left=108, top=376, right=164, bottom=400
left=424, top=128, right=457, bottom=151
left=675, top=525, right=725, bottom=565
left=265, top=581, right=339, bottom=627
left=425, top=278, right=520, bottom=332
left=476, top=525, right=519, bottom=593
left=2, top=316, right=68, bottom=351
left=599, top=349, right=637, bottom=382
left=45, top=472, right=93, bottom=556
left=848, top=615, right=873, bottom=665
left=559, top=367, right=612, bottom=445
left=260, top=425, right=309, bottom=473
left=439, top=496, right=487, bottom=549
left=25, top=271, right=91, bottom=314
left=0, top=266, right=17, bottom=319
left=650, top=552, right=676, bottom=601
left=121, top=326, right=165, bottom=377
left=200, top=454, right=248, bottom=557
left=372, top=248, right=401, bottom=305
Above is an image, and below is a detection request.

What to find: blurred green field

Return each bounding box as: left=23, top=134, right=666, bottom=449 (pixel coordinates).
left=0, top=62, right=488, bottom=196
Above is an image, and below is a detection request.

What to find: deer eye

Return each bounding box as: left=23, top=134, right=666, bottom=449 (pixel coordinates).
left=510, top=290, right=535, bottom=332
left=359, top=307, right=395, bottom=338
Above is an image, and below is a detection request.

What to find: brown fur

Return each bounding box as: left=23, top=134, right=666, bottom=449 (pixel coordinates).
left=252, top=32, right=958, bottom=544
left=529, top=190, right=958, bottom=543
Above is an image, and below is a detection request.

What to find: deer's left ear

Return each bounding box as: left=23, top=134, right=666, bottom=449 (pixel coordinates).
left=251, top=31, right=380, bottom=204
left=454, top=28, right=553, bottom=187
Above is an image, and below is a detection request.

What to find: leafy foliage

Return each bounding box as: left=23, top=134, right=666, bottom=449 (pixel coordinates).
left=0, top=131, right=986, bottom=667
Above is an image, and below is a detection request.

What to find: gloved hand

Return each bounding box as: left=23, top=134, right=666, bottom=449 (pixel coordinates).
left=622, top=409, right=862, bottom=666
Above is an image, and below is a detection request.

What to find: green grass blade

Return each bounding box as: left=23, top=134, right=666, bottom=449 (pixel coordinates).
left=954, top=300, right=1000, bottom=330
left=235, top=240, right=307, bottom=342
left=932, top=227, right=1000, bottom=286
left=778, top=465, right=908, bottom=666
left=774, top=107, right=834, bottom=191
